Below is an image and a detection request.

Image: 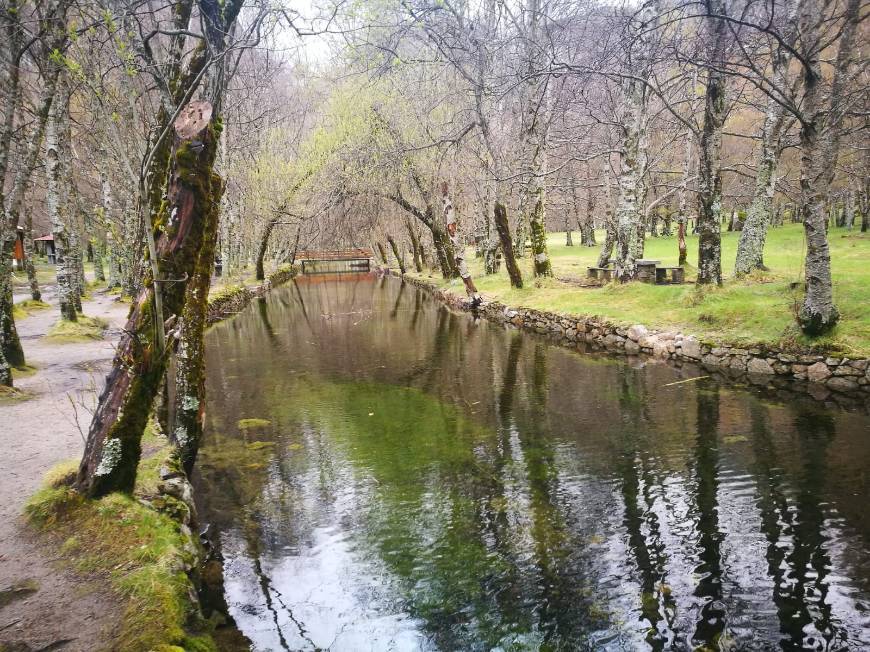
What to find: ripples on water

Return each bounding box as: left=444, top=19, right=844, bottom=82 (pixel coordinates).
left=196, top=274, right=870, bottom=651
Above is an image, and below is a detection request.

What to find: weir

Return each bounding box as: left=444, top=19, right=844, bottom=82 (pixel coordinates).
left=296, top=248, right=373, bottom=274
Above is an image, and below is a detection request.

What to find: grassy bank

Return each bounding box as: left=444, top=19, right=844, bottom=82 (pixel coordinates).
left=410, top=224, right=870, bottom=357
left=25, top=425, right=220, bottom=652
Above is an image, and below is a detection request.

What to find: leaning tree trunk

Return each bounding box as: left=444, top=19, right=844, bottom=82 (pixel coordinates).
left=442, top=183, right=480, bottom=304
left=494, top=202, right=523, bottom=289
left=696, top=0, right=729, bottom=286
left=255, top=215, right=279, bottom=281
left=376, top=241, right=388, bottom=266
left=405, top=220, right=423, bottom=272
left=735, top=46, right=790, bottom=276
left=76, top=101, right=222, bottom=497
left=387, top=234, right=405, bottom=275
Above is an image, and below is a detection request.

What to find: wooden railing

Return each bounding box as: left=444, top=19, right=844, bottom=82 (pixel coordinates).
left=296, top=248, right=373, bottom=261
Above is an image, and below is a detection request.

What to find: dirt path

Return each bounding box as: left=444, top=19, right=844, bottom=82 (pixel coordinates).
left=1, top=291, right=129, bottom=652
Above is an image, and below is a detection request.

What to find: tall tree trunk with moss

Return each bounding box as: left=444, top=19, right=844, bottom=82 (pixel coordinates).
left=696, top=0, right=729, bottom=286
left=614, top=3, right=654, bottom=282
left=405, top=219, right=423, bottom=272
left=76, top=103, right=223, bottom=497
left=22, top=214, right=40, bottom=301
left=172, top=142, right=223, bottom=474
left=795, top=0, right=860, bottom=335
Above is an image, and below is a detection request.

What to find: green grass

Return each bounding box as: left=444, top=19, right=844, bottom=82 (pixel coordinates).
left=46, top=314, right=109, bottom=342
left=410, top=224, right=870, bottom=356
left=25, top=423, right=219, bottom=652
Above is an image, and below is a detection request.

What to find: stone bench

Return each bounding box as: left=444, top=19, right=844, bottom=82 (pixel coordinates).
left=587, top=266, right=614, bottom=282
left=655, top=266, right=685, bottom=285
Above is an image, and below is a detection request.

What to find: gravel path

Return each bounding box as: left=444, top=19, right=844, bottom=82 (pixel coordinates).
left=0, top=290, right=129, bottom=652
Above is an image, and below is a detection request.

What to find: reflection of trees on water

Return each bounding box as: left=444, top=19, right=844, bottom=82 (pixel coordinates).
left=196, top=277, right=870, bottom=652
left=614, top=369, right=675, bottom=650
left=690, top=384, right=727, bottom=649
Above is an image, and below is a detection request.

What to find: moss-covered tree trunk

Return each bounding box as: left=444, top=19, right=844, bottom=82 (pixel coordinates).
left=795, top=0, right=859, bottom=335
left=172, top=144, right=223, bottom=474
left=494, top=202, right=523, bottom=289
left=255, top=215, right=279, bottom=281
left=376, top=241, right=388, bottom=266
left=596, top=162, right=616, bottom=267
left=76, top=103, right=222, bottom=497
left=405, top=220, right=423, bottom=272
left=22, top=214, right=40, bottom=301
left=696, top=0, right=729, bottom=286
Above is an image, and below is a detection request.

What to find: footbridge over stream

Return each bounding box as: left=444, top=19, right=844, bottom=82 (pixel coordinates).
left=296, top=248, right=374, bottom=274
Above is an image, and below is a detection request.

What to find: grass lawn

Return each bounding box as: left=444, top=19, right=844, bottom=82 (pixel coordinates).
left=409, top=223, right=870, bottom=357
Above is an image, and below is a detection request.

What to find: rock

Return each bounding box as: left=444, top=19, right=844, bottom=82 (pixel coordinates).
left=702, top=353, right=720, bottom=366
left=848, top=359, right=868, bottom=371
left=627, top=324, right=648, bottom=342
left=825, top=357, right=841, bottom=367
left=681, top=336, right=702, bottom=360
left=653, top=340, right=669, bottom=358
left=826, top=376, right=858, bottom=393
left=806, top=361, right=832, bottom=383
left=625, top=340, right=641, bottom=354
left=833, top=365, right=860, bottom=376
left=730, top=356, right=748, bottom=372
left=777, top=354, right=797, bottom=363
left=791, top=364, right=807, bottom=374
left=638, top=334, right=656, bottom=349
left=747, top=358, right=775, bottom=375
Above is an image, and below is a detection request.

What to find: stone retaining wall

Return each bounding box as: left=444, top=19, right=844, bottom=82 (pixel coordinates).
left=390, top=270, right=870, bottom=407
left=206, top=265, right=297, bottom=323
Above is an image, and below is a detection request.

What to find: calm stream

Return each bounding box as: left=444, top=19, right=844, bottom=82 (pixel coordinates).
left=196, top=273, right=870, bottom=651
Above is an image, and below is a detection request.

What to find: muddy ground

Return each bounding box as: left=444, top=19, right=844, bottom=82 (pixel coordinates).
left=1, top=288, right=128, bottom=652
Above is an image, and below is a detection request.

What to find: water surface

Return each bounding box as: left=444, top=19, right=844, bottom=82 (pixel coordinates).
left=198, top=273, right=870, bottom=651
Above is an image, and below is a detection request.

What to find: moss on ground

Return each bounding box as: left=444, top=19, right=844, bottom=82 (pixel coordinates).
left=25, top=422, right=220, bottom=652
left=410, top=224, right=870, bottom=357
left=46, top=315, right=109, bottom=342
left=0, top=385, right=30, bottom=403
left=12, top=299, right=50, bottom=320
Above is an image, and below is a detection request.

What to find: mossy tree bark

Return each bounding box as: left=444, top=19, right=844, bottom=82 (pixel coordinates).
left=494, top=202, right=523, bottom=289
left=172, top=136, right=223, bottom=474
left=405, top=219, right=423, bottom=272
left=76, top=105, right=222, bottom=497
left=795, top=0, right=860, bottom=335
left=596, top=161, right=616, bottom=267
left=696, top=0, right=729, bottom=286
left=676, top=130, right=693, bottom=266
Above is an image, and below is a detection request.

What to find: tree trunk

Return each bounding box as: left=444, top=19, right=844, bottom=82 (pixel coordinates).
left=255, top=215, right=279, bottom=281
left=596, top=161, right=616, bottom=266
left=23, top=213, right=40, bottom=300
left=376, top=241, right=388, bottom=265
left=795, top=0, right=860, bottom=335
left=46, top=90, right=77, bottom=321
left=172, top=146, right=223, bottom=474
left=76, top=102, right=222, bottom=497
left=494, top=202, right=523, bottom=289
left=696, top=0, right=729, bottom=286
left=405, top=220, right=423, bottom=272
left=442, top=183, right=480, bottom=303
left=0, top=344, right=11, bottom=388
left=387, top=234, right=405, bottom=274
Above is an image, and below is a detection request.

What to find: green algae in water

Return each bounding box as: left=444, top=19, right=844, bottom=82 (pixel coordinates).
left=236, top=418, right=271, bottom=430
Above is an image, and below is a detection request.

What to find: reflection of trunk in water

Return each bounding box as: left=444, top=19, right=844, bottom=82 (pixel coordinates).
left=748, top=399, right=798, bottom=645
left=691, top=384, right=727, bottom=649
left=780, top=406, right=840, bottom=650
left=241, top=520, right=309, bottom=652
left=409, top=287, right=423, bottom=332
left=390, top=279, right=405, bottom=319
left=616, top=370, right=673, bottom=649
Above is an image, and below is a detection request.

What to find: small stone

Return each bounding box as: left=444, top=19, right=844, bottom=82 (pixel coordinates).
left=833, top=365, right=860, bottom=377
left=825, top=357, right=841, bottom=367
left=848, top=359, right=868, bottom=371
left=625, top=340, right=641, bottom=354
left=627, top=324, right=648, bottom=342
left=791, top=364, right=807, bottom=374
left=806, top=362, right=832, bottom=383
left=747, top=358, right=775, bottom=375
left=778, top=354, right=797, bottom=363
